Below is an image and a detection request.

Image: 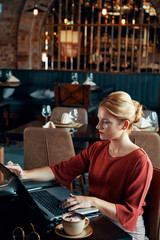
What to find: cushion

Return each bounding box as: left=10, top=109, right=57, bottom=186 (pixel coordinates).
left=30, top=89, right=54, bottom=99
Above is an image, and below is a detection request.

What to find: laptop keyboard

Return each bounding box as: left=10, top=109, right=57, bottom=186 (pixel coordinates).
left=30, top=190, right=68, bottom=216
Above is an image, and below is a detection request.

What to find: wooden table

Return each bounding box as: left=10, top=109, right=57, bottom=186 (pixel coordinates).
left=0, top=206, right=132, bottom=239
left=0, top=180, right=132, bottom=239
left=4, top=121, right=100, bottom=146
left=71, top=123, right=100, bottom=144
left=0, top=81, right=21, bottom=87
left=41, top=214, right=132, bottom=240
left=4, top=119, right=160, bottom=146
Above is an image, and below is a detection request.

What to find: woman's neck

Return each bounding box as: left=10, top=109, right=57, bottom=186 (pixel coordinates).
left=108, top=132, right=138, bottom=158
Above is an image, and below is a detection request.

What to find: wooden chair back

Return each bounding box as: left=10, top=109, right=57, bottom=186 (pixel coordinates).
left=130, top=131, right=160, bottom=239
left=24, top=127, right=75, bottom=170
left=130, top=131, right=160, bottom=168
left=54, top=83, right=91, bottom=111
left=0, top=147, right=4, bottom=181
left=23, top=127, right=84, bottom=193
left=143, top=167, right=160, bottom=240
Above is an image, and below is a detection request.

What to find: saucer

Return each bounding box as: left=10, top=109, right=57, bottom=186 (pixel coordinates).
left=55, top=223, right=93, bottom=239
left=54, top=121, right=72, bottom=125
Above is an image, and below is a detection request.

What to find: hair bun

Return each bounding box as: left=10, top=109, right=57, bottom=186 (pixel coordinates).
left=132, top=100, right=143, bottom=123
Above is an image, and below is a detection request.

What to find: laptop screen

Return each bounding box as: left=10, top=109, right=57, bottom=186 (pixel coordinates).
left=0, top=163, right=46, bottom=222
left=0, top=163, right=99, bottom=221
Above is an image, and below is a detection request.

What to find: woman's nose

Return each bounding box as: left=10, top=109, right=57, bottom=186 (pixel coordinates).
left=96, top=122, right=101, bottom=129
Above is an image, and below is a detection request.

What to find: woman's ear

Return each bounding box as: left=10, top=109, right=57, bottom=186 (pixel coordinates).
left=122, top=120, right=129, bottom=130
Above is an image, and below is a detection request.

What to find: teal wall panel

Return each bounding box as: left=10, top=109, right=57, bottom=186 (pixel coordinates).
left=1, top=69, right=160, bottom=111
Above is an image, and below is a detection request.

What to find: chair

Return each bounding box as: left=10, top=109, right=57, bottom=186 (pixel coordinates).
left=50, top=106, right=89, bottom=155
left=130, top=131, right=160, bottom=168
left=0, top=147, right=4, bottom=181
left=143, top=167, right=160, bottom=240
left=54, top=83, right=91, bottom=111
left=50, top=106, right=88, bottom=124
left=130, top=131, right=160, bottom=240
left=23, top=127, right=85, bottom=194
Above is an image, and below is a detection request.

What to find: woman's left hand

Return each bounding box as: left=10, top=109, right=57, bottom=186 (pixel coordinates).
left=60, top=193, right=94, bottom=211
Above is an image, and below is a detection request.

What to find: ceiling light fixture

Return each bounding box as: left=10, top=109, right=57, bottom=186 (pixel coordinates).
left=101, top=2, right=107, bottom=16
left=132, top=18, right=135, bottom=24
left=64, top=18, right=68, bottom=24
left=102, top=8, right=107, bottom=16
left=33, top=4, right=38, bottom=15
left=26, top=3, right=45, bottom=16
left=121, top=18, right=126, bottom=25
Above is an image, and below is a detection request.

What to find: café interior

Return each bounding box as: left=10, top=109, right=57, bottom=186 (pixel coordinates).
left=0, top=0, right=160, bottom=239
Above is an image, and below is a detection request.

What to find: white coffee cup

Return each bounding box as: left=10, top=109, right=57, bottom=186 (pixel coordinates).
left=62, top=212, right=90, bottom=236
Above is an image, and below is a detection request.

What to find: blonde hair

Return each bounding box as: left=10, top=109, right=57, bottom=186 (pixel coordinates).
left=99, top=91, right=143, bottom=134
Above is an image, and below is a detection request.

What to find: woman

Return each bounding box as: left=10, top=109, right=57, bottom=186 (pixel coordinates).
left=6, top=91, right=153, bottom=240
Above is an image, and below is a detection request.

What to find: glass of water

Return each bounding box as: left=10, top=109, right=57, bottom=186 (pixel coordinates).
left=41, top=105, right=51, bottom=124
left=68, top=108, right=78, bottom=132
left=71, top=72, right=78, bottom=84
left=145, top=110, right=159, bottom=129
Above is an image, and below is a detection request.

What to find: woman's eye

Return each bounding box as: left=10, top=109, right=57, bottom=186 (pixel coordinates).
left=97, top=119, right=110, bottom=124
left=103, top=121, right=110, bottom=124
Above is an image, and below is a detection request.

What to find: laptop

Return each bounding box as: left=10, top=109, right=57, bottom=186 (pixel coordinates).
left=0, top=163, right=98, bottom=222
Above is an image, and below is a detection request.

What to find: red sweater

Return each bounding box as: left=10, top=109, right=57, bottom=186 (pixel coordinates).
left=50, top=141, right=153, bottom=231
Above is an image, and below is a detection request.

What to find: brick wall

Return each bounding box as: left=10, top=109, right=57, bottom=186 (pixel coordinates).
left=0, top=0, right=51, bottom=69
left=0, top=0, right=160, bottom=70
left=0, top=0, right=25, bottom=68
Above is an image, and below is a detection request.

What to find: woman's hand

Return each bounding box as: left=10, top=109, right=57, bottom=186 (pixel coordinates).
left=5, top=161, right=24, bottom=179
left=60, top=193, right=95, bottom=211
left=5, top=162, right=55, bottom=182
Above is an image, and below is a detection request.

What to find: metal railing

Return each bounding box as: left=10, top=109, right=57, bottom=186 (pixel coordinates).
left=41, top=0, right=160, bottom=73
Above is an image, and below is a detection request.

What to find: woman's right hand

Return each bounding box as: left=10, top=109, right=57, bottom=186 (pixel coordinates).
left=5, top=161, right=24, bottom=179
left=6, top=162, right=55, bottom=182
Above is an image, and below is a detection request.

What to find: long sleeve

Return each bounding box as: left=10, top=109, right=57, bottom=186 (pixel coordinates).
left=49, top=147, right=90, bottom=188
left=116, top=155, right=153, bottom=231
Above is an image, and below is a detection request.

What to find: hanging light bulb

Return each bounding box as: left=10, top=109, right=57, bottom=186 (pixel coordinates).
left=26, top=2, right=45, bottom=16
left=102, top=7, right=107, bottom=16
left=85, top=1, right=90, bottom=7
left=45, top=31, right=49, bottom=50
left=121, top=17, right=126, bottom=25
left=42, top=53, right=47, bottom=62
left=112, top=16, right=115, bottom=24
left=121, top=14, right=126, bottom=25
left=132, top=18, right=135, bottom=24
left=102, top=3, right=107, bottom=16
left=33, top=8, right=38, bottom=15
left=64, top=18, right=68, bottom=24
left=105, top=15, right=108, bottom=23
left=33, top=3, right=38, bottom=15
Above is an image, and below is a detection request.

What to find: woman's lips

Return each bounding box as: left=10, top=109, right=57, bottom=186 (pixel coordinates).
left=99, top=131, right=104, bottom=135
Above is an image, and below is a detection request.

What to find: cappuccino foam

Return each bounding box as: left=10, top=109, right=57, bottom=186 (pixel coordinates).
left=64, top=215, right=82, bottom=222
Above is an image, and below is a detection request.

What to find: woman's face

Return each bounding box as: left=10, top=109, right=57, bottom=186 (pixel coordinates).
left=96, top=106, right=124, bottom=141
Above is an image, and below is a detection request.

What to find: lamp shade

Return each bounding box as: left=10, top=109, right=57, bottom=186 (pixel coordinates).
left=26, top=7, right=45, bottom=13
left=26, top=3, right=45, bottom=15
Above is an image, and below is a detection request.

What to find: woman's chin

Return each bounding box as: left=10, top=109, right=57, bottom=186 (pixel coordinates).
left=99, top=135, right=107, bottom=140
